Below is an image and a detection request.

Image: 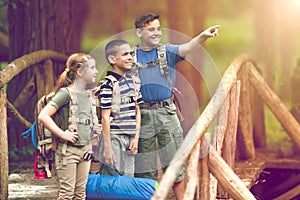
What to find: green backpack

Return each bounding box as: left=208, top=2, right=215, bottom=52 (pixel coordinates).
left=34, top=87, right=98, bottom=178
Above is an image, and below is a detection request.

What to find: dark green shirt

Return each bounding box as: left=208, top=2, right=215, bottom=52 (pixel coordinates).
left=50, top=87, right=93, bottom=146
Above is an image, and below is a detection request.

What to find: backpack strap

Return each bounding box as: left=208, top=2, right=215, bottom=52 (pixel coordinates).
left=131, top=45, right=155, bottom=76
left=130, top=74, right=141, bottom=102
left=157, top=44, right=173, bottom=88
left=89, top=91, right=98, bottom=126
left=105, top=75, right=121, bottom=119
left=61, top=87, right=78, bottom=166
left=21, top=121, right=38, bottom=150
left=66, top=87, right=78, bottom=132
left=132, top=44, right=173, bottom=88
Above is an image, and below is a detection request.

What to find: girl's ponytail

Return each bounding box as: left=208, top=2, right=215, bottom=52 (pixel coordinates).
left=52, top=53, right=92, bottom=94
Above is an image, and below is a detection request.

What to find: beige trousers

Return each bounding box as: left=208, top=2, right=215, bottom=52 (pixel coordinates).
left=55, top=144, right=91, bottom=200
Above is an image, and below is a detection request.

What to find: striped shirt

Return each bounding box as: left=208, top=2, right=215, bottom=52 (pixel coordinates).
left=99, top=71, right=143, bottom=135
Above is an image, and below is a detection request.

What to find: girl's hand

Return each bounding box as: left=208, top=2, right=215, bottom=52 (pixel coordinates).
left=62, top=130, right=78, bottom=143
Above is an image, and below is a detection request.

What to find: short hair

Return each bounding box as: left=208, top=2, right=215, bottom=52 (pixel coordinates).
left=135, top=13, right=160, bottom=29
left=105, top=39, right=129, bottom=65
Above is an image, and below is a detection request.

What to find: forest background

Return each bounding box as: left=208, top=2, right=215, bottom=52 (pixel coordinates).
left=1, top=0, right=300, bottom=164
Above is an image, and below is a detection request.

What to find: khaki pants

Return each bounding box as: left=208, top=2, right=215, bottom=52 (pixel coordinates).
left=55, top=144, right=91, bottom=200
left=135, top=102, right=186, bottom=183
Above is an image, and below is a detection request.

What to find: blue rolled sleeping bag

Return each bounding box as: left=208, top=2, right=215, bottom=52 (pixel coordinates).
left=86, top=173, right=159, bottom=200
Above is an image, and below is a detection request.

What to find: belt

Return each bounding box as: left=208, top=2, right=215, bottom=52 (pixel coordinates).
left=59, top=143, right=93, bottom=165
left=141, top=98, right=173, bottom=110
left=58, top=139, right=85, bottom=147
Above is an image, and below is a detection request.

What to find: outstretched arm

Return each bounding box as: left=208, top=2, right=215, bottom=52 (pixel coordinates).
left=178, top=25, right=220, bottom=57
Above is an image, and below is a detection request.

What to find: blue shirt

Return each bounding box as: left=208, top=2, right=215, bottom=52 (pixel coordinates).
left=136, top=43, right=184, bottom=101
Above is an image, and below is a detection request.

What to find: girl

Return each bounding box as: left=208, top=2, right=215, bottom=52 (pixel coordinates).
left=38, top=52, right=100, bottom=199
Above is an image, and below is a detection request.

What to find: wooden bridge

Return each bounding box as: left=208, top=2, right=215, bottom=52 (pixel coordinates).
left=1, top=52, right=300, bottom=199
left=152, top=54, right=300, bottom=200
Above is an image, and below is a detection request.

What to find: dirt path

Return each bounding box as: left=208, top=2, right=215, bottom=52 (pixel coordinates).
left=8, top=162, right=175, bottom=200
left=8, top=162, right=57, bottom=199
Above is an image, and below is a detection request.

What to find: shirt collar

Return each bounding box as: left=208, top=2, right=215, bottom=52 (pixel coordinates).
left=106, top=71, right=131, bottom=81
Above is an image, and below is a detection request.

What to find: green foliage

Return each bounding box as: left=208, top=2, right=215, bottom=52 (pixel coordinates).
left=0, top=0, right=8, bottom=32
left=0, top=61, right=7, bottom=69
left=0, top=62, right=8, bottom=90
left=205, top=10, right=254, bottom=74
left=9, top=144, right=35, bottom=162
left=199, top=10, right=255, bottom=112
left=206, top=0, right=254, bottom=19
left=264, top=107, right=293, bottom=156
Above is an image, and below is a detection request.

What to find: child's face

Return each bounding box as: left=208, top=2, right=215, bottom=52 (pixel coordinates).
left=136, top=19, right=162, bottom=48
left=80, top=58, right=98, bottom=84
left=113, top=44, right=133, bottom=72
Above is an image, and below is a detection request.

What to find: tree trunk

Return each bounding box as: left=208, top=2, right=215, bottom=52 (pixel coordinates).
left=278, top=1, right=294, bottom=100
left=237, top=63, right=255, bottom=160
left=7, top=0, right=87, bottom=150
left=254, top=0, right=276, bottom=90
left=290, top=58, right=300, bottom=155
left=167, top=0, right=206, bottom=135
left=0, top=90, right=8, bottom=200
left=111, top=0, right=124, bottom=34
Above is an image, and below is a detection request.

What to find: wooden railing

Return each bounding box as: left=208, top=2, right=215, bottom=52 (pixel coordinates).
left=152, top=54, right=300, bottom=200
left=0, top=50, right=67, bottom=200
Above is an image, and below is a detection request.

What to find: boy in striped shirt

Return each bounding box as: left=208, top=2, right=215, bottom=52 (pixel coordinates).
left=98, top=39, right=143, bottom=176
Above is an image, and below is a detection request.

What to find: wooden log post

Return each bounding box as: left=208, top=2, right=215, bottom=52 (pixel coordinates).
left=183, top=139, right=201, bottom=200
left=288, top=58, right=300, bottom=154
left=0, top=90, right=8, bottom=200
left=199, top=133, right=210, bottom=200
left=251, top=81, right=267, bottom=149
left=273, top=184, right=300, bottom=200
left=237, top=63, right=255, bottom=160
left=215, top=95, right=230, bottom=153
left=222, top=80, right=241, bottom=168
left=209, top=148, right=256, bottom=200
left=218, top=81, right=241, bottom=199
left=199, top=164, right=210, bottom=200
left=213, top=95, right=230, bottom=199
left=248, top=63, right=300, bottom=150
